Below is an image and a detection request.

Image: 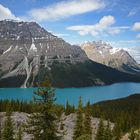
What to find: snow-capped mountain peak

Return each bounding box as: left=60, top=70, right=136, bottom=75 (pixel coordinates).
left=81, top=41, right=140, bottom=73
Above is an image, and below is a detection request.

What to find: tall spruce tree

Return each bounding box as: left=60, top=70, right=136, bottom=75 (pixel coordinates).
left=16, top=127, right=22, bottom=140
left=65, top=100, right=73, bottom=116
left=73, top=97, right=84, bottom=140
left=104, top=121, right=112, bottom=140
left=95, top=119, right=105, bottom=140
left=26, top=78, right=60, bottom=140
left=113, top=122, right=122, bottom=140
left=83, top=101, right=92, bottom=139
left=2, top=108, right=14, bottom=140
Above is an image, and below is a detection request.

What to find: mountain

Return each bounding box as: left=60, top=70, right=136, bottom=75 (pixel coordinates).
left=0, top=20, right=140, bottom=88
left=124, top=47, right=140, bottom=64
left=81, top=41, right=140, bottom=74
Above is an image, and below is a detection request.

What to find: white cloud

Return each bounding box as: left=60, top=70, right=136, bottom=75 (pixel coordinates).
left=132, top=22, right=140, bottom=31
left=0, top=4, right=20, bottom=20
left=28, top=0, right=106, bottom=21
left=99, top=15, right=115, bottom=27
left=128, top=9, right=137, bottom=17
left=108, top=29, right=121, bottom=35
left=67, top=15, right=122, bottom=37
left=128, top=8, right=140, bottom=17
left=136, top=33, right=140, bottom=39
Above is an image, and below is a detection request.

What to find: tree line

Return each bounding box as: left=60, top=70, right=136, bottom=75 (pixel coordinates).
left=0, top=79, right=140, bottom=139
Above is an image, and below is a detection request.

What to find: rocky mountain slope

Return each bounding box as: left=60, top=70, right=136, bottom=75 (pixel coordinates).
left=81, top=41, right=140, bottom=74
left=0, top=20, right=140, bottom=88
left=124, top=47, right=140, bottom=64
left=0, top=20, right=87, bottom=87
left=0, top=112, right=114, bottom=140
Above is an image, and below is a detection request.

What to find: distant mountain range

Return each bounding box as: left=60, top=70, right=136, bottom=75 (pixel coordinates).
left=0, top=20, right=140, bottom=88
left=81, top=41, right=140, bottom=74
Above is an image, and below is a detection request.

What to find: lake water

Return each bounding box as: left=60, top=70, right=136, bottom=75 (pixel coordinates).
left=0, top=82, right=140, bottom=106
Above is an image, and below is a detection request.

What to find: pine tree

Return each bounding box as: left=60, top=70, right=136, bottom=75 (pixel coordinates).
left=2, top=109, right=14, bottom=140
left=65, top=100, right=71, bottom=116
left=83, top=101, right=92, bottom=139
left=104, top=121, right=112, bottom=140
left=26, top=78, right=60, bottom=140
left=16, top=127, right=22, bottom=140
left=65, top=101, right=75, bottom=116
left=113, top=122, right=122, bottom=140
left=129, top=129, right=136, bottom=140
left=76, top=134, right=91, bottom=140
left=96, top=119, right=105, bottom=140
left=73, top=97, right=84, bottom=140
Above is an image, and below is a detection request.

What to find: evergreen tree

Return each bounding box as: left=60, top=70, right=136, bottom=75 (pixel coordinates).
left=95, top=119, right=105, bottom=140
left=26, top=78, right=60, bottom=140
left=16, top=127, right=22, bottom=140
left=83, top=101, right=92, bottom=139
left=113, top=122, right=122, bottom=140
left=129, top=129, right=136, bottom=140
left=65, top=101, right=75, bottom=116
left=104, top=121, right=112, bottom=140
left=2, top=109, right=14, bottom=140
left=76, top=134, right=91, bottom=140
left=65, top=100, right=71, bottom=116
left=73, top=97, right=84, bottom=140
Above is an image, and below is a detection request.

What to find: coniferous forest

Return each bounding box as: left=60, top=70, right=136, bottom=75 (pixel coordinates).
left=0, top=83, right=140, bottom=140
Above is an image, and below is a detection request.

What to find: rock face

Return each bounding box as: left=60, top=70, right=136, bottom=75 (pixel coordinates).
left=81, top=41, right=140, bottom=74
left=0, top=112, right=114, bottom=140
left=0, top=20, right=87, bottom=87
left=124, top=47, right=140, bottom=64
left=0, top=20, right=140, bottom=88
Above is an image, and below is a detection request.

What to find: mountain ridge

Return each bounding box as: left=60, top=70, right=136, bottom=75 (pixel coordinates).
left=0, top=20, right=140, bottom=88
left=81, top=40, right=140, bottom=74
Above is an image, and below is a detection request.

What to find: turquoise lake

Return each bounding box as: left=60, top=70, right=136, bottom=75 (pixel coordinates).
left=0, top=82, right=140, bottom=106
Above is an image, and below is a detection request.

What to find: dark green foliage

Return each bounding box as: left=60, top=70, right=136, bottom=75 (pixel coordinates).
left=26, top=78, right=61, bottom=140
left=65, top=100, right=75, bottom=115
left=104, top=121, right=113, bottom=140
left=16, top=127, right=22, bottom=140
left=113, top=121, right=122, bottom=140
left=95, top=119, right=105, bottom=140
left=35, top=60, right=140, bottom=88
left=73, top=97, right=84, bottom=140
left=0, top=75, right=26, bottom=87
left=92, top=94, right=140, bottom=134
left=60, top=122, right=64, bottom=131
left=76, top=134, right=91, bottom=140
left=83, top=102, right=92, bottom=138
left=0, top=100, right=36, bottom=113
left=2, top=109, right=14, bottom=140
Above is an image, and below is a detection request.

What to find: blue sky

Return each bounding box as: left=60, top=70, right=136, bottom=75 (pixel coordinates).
left=0, top=0, right=140, bottom=48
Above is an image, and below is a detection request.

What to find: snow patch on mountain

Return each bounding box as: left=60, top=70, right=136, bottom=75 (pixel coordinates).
left=124, top=47, right=140, bottom=64
left=30, top=38, right=37, bottom=52
left=81, top=41, right=140, bottom=73
left=3, top=46, right=12, bottom=54
left=110, top=48, right=122, bottom=55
